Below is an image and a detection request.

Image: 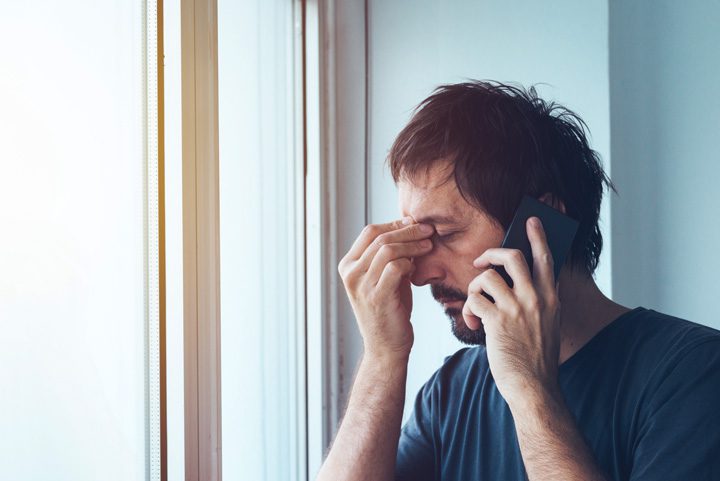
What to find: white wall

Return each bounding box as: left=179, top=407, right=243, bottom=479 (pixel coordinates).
left=366, top=0, right=612, bottom=421
left=609, top=1, right=720, bottom=329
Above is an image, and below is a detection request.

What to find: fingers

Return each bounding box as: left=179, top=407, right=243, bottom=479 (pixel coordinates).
left=344, top=217, right=433, bottom=263
left=472, top=248, right=533, bottom=293
left=338, top=217, right=435, bottom=297
left=471, top=217, right=556, bottom=299
left=526, top=217, right=556, bottom=299
left=463, top=269, right=507, bottom=331
left=366, top=240, right=433, bottom=284
left=343, top=218, right=407, bottom=263
left=354, top=221, right=434, bottom=273
left=374, top=221, right=435, bottom=245
left=462, top=286, right=497, bottom=331
left=468, top=268, right=514, bottom=306
left=376, top=257, right=415, bottom=292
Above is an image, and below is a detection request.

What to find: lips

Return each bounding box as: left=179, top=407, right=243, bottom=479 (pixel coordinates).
left=438, top=298, right=463, bottom=305
left=431, top=283, right=466, bottom=301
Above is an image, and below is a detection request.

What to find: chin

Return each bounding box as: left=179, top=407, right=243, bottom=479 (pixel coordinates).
left=447, top=308, right=486, bottom=346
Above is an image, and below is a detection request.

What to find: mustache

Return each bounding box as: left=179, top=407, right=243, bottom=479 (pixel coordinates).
left=431, top=283, right=467, bottom=302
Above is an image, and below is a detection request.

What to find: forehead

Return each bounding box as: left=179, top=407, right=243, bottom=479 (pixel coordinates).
left=397, top=165, right=476, bottom=225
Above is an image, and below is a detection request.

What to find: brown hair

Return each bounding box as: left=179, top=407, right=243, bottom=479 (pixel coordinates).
left=387, top=80, right=616, bottom=276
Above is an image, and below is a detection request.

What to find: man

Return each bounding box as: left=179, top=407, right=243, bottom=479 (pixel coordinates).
left=317, top=81, right=720, bottom=480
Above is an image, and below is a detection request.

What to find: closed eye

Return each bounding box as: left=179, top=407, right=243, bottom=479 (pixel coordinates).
left=436, top=231, right=458, bottom=242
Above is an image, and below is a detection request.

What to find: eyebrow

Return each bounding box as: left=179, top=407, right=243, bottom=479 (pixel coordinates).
left=412, top=214, right=460, bottom=226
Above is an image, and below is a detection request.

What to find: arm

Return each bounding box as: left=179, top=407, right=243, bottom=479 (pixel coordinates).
left=508, top=384, right=607, bottom=481
left=317, top=217, right=435, bottom=481
left=465, top=216, right=607, bottom=480
left=316, top=353, right=408, bottom=481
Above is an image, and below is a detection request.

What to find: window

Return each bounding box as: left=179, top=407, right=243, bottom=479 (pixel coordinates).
left=0, top=0, right=162, bottom=479
left=218, top=1, right=306, bottom=480
left=2, top=1, right=327, bottom=479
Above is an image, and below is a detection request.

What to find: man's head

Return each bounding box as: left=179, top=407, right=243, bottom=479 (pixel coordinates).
left=390, top=80, right=615, bottom=345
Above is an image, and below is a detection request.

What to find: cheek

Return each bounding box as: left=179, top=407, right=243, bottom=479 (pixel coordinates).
left=451, top=239, right=500, bottom=284
left=462, top=229, right=505, bottom=263
left=442, top=252, right=482, bottom=289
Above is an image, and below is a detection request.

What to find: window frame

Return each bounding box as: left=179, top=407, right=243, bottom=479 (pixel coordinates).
left=174, top=0, right=364, bottom=478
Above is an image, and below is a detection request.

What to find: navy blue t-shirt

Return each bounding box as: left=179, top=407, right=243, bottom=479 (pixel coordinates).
left=396, top=307, right=720, bottom=480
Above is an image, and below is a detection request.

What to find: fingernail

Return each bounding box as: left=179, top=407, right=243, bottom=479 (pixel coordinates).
left=419, top=224, right=434, bottom=233
left=402, top=216, right=413, bottom=225
left=531, top=217, right=542, bottom=229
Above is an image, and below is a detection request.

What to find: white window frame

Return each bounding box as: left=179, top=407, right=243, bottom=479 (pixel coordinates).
left=146, top=0, right=165, bottom=479
left=305, top=0, right=370, bottom=476
left=178, top=0, right=309, bottom=479
left=176, top=0, right=365, bottom=478
left=180, top=0, right=222, bottom=479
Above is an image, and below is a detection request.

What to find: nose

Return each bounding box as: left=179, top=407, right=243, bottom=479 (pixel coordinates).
left=410, top=251, right=445, bottom=286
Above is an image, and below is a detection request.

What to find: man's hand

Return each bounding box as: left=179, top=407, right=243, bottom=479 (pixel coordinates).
left=462, top=216, right=608, bottom=481
left=462, top=216, right=561, bottom=404
left=317, top=218, right=435, bottom=481
left=338, top=217, right=435, bottom=361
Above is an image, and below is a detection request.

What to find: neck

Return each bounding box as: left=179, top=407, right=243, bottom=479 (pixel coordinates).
left=556, top=266, right=631, bottom=364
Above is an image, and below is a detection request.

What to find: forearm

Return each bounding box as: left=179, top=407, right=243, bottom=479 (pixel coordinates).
left=316, top=352, right=408, bottom=481
left=508, top=385, right=608, bottom=481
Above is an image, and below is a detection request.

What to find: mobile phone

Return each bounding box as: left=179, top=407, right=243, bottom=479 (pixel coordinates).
left=482, top=195, right=579, bottom=302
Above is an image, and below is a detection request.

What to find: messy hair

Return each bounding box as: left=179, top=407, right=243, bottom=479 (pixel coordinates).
left=388, top=80, right=616, bottom=276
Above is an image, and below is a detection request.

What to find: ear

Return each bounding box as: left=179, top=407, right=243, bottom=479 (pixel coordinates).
left=538, top=192, right=567, bottom=215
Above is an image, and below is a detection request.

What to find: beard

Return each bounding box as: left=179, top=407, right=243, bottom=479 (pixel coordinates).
left=431, top=283, right=486, bottom=346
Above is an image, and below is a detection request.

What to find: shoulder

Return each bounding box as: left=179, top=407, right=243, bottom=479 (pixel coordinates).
left=615, top=311, right=720, bottom=479
left=635, top=307, right=719, bottom=337
left=611, top=308, right=720, bottom=403
left=615, top=307, right=720, bottom=361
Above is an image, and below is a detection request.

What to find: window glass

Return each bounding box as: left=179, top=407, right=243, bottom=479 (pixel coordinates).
left=218, top=1, right=304, bottom=479
left=0, top=1, right=153, bottom=479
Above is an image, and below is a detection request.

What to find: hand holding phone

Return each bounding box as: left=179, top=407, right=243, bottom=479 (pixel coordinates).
left=482, top=195, right=579, bottom=302
left=466, top=196, right=574, bottom=406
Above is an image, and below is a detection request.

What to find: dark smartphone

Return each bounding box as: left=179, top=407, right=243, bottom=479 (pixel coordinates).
left=482, top=195, right=579, bottom=302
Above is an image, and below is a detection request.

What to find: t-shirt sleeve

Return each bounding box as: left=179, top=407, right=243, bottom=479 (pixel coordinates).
left=630, top=339, right=720, bottom=481
left=395, top=371, right=440, bottom=481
